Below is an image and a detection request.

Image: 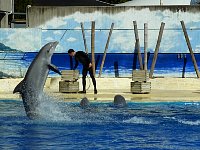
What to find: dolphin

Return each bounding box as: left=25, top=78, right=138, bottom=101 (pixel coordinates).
left=13, top=41, right=61, bottom=119
left=80, top=97, right=90, bottom=108
left=113, top=95, right=127, bottom=108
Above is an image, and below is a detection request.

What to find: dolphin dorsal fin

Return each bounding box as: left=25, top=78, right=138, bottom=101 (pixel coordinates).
left=48, top=64, right=61, bottom=75
left=13, top=80, right=24, bottom=94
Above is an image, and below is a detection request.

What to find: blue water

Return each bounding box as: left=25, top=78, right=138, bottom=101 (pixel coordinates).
left=1, top=99, right=200, bottom=149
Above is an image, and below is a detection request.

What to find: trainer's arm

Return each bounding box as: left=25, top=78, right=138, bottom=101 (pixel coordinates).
left=73, top=59, right=79, bottom=70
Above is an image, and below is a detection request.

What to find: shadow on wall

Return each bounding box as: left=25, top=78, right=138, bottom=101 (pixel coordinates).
left=0, top=13, right=5, bottom=27
left=0, top=13, right=4, bottom=20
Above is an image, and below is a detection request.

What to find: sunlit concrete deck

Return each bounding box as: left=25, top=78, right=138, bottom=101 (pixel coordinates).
left=1, top=77, right=200, bottom=102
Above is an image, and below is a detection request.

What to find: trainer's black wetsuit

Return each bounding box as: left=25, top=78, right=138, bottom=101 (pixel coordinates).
left=74, top=51, right=97, bottom=92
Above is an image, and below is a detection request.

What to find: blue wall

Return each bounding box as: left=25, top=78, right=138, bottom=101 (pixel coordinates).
left=1, top=6, right=200, bottom=77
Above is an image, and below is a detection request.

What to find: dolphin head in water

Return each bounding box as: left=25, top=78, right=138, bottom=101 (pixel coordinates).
left=80, top=97, right=90, bottom=108
left=13, top=41, right=61, bottom=119
left=113, top=95, right=127, bottom=108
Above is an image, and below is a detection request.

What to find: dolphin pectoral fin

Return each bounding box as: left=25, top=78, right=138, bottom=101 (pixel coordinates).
left=48, top=64, right=61, bottom=75
left=13, top=80, right=24, bottom=94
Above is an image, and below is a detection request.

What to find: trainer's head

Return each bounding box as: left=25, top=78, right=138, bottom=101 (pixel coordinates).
left=68, top=49, right=75, bottom=57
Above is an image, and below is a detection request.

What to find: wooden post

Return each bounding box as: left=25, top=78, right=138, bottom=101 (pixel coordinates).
left=91, top=21, right=96, bottom=77
left=80, top=22, right=88, bottom=54
left=181, top=20, right=200, bottom=78
left=98, top=23, right=114, bottom=77
left=182, top=54, right=187, bottom=78
left=132, top=42, right=138, bottom=70
left=149, top=22, right=165, bottom=78
left=144, top=23, right=148, bottom=71
left=133, top=21, right=143, bottom=70
left=114, top=61, right=119, bottom=77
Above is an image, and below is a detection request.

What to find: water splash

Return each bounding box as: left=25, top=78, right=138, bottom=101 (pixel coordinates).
left=63, top=105, right=115, bottom=124
left=184, top=102, right=200, bottom=106
left=163, top=116, right=200, bottom=126
left=35, top=93, right=71, bottom=122
left=123, top=116, right=157, bottom=125
left=163, top=116, right=176, bottom=120
left=178, top=119, right=200, bottom=126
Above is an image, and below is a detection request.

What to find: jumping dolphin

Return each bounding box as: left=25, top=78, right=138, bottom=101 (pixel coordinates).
left=113, top=95, right=127, bottom=108
left=80, top=97, right=90, bottom=108
left=13, top=41, right=61, bottom=119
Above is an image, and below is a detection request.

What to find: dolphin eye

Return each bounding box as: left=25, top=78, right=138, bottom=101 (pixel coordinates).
left=47, top=49, right=51, bottom=53
left=47, top=47, right=53, bottom=53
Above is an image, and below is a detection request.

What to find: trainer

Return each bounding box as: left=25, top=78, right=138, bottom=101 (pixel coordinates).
left=68, top=49, right=97, bottom=94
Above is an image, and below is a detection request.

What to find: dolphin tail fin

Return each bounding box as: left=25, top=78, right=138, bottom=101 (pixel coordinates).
left=13, top=80, right=24, bottom=94
left=48, top=64, right=61, bottom=75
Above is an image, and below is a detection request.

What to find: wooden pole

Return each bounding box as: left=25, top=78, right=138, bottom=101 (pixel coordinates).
left=80, top=22, right=88, bottom=54
left=98, top=23, right=114, bottom=77
left=132, top=42, right=138, bottom=70
left=133, top=21, right=143, bottom=70
left=180, top=20, right=200, bottom=78
left=144, top=23, right=148, bottom=71
left=182, top=54, right=187, bottom=78
left=91, top=21, right=96, bottom=77
left=149, top=22, right=165, bottom=78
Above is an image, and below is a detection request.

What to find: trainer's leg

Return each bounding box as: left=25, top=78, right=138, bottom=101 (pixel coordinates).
left=89, top=67, right=97, bottom=91
left=82, top=68, right=87, bottom=92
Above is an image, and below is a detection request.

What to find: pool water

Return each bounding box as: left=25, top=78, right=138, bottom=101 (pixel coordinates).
left=1, top=99, right=200, bottom=150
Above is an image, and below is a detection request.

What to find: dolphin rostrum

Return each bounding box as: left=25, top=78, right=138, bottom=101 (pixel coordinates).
left=13, top=41, right=61, bottom=119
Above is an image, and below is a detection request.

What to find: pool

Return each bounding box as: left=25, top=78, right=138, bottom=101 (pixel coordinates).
left=1, top=99, right=200, bottom=150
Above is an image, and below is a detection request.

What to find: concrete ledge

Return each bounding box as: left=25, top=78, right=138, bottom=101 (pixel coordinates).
left=1, top=77, right=200, bottom=102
